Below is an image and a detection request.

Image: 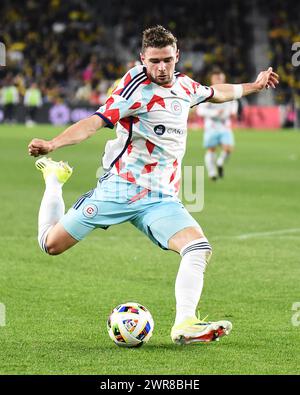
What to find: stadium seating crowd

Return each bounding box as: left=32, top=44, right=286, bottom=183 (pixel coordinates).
left=261, top=0, right=300, bottom=106
left=0, top=0, right=298, bottom=109
left=0, top=0, right=253, bottom=105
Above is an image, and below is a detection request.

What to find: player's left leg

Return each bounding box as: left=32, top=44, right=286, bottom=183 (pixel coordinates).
left=203, top=132, right=219, bottom=181
left=216, top=144, right=233, bottom=178
left=204, top=147, right=218, bottom=181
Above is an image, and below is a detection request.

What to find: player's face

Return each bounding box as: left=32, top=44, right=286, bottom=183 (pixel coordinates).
left=211, top=73, right=226, bottom=85
left=140, top=45, right=179, bottom=86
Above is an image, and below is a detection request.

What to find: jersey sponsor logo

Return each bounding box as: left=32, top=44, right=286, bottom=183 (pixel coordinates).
left=154, top=124, right=166, bottom=135
left=171, top=100, right=182, bottom=115
left=83, top=204, right=98, bottom=218
left=166, top=127, right=184, bottom=135
left=153, top=124, right=184, bottom=136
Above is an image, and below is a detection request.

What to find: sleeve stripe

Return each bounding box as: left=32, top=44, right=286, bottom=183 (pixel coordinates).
left=94, top=112, right=114, bottom=129
left=120, top=70, right=146, bottom=98
left=123, top=75, right=148, bottom=100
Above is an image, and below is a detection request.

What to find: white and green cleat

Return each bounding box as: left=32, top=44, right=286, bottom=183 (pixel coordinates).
left=171, top=316, right=232, bottom=345
left=35, top=157, right=73, bottom=184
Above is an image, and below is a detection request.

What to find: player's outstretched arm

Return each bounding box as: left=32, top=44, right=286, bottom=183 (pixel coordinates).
left=209, top=67, right=279, bottom=103
left=28, top=114, right=104, bottom=157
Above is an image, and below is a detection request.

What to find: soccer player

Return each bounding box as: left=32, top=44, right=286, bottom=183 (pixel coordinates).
left=28, top=26, right=279, bottom=345
left=197, top=67, right=238, bottom=180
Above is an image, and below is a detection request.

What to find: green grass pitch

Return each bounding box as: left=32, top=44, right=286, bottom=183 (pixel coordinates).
left=0, top=124, right=300, bottom=375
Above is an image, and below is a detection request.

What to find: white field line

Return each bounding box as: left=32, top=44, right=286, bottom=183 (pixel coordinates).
left=213, top=228, right=300, bottom=241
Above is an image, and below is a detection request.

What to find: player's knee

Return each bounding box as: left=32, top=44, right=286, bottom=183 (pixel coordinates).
left=46, top=243, right=63, bottom=256
left=180, top=238, right=213, bottom=266
left=38, top=236, right=63, bottom=256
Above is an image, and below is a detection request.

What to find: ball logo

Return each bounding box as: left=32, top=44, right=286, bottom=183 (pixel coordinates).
left=123, top=319, right=138, bottom=333
left=83, top=204, right=98, bottom=218
left=171, top=100, right=182, bottom=115
left=154, top=124, right=166, bottom=135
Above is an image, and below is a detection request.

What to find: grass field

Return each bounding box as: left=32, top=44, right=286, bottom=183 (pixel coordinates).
left=0, top=124, right=300, bottom=375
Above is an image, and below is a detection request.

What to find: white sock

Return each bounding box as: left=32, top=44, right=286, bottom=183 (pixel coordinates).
left=174, top=238, right=212, bottom=325
left=38, top=174, right=65, bottom=252
left=216, top=150, right=230, bottom=167
left=204, top=151, right=217, bottom=178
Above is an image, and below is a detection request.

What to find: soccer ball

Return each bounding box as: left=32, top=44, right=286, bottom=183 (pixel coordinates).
left=107, top=302, right=154, bottom=348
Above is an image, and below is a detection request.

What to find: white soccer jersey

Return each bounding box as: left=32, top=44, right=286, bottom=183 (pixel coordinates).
left=95, top=65, right=213, bottom=196
left=197, top=100, right=238, bottom=133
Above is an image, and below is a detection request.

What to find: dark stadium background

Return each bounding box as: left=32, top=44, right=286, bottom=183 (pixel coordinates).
left=1, top=0, right=300, bottom=127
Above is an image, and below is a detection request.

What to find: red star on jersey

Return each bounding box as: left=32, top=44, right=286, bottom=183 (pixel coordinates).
left=146, top=95, right=166, bottom=112
left=105, top=97, right=114, bottom=109
left=104, top=108, right=120, bottom=125
left=129, top=102, right=142, bottom=110
left=119, top=171, right=136, bottom=183
left=146, top=140, right=156, bottom=155
left=142, top=162, right=158, bottom=174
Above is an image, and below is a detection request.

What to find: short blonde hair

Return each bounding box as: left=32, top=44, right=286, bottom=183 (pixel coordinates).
left=142, top=25, right=177, bottom=53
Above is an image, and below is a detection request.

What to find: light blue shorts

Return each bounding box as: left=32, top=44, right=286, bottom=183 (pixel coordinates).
left=60, top=173, right=201, bottom=250
left=203, top=130, right=234, bottom=148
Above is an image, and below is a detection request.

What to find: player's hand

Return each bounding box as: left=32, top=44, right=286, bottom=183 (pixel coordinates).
left=28, top=138, right=53, bottom=157
left=255, top=67, right=279, bottom=91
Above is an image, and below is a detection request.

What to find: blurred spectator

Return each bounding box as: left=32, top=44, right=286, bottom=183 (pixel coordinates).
left=261, top=0, right=300, bottom=105
left=282, top=103, right=296, bottom=128
left=74, top=80, right=92, bottom=103
left=82, top=55, right=97, bottom=83
left=0, top=77, right=19, bottom=123
left=24, top=82, right=42, bottom=127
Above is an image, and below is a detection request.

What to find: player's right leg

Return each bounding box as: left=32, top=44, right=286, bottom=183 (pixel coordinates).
left=42, top=223, right=79, bottom=255
left=35, top=157, right=78, bottom=255
left=216, top=130, right=235, bottom=178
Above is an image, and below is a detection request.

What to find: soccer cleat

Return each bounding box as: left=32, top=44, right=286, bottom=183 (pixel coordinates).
left=171, top=316, right=232, bottom=345
left=217, top=165, right=224, bottom=178
left=35, top=157, right=73, bottom=184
